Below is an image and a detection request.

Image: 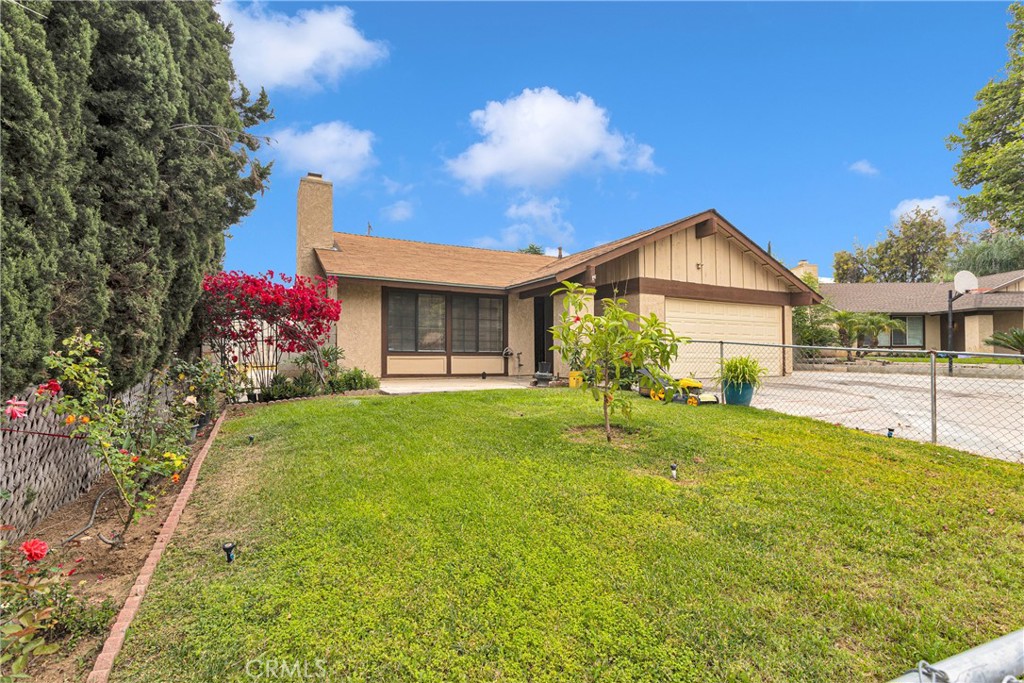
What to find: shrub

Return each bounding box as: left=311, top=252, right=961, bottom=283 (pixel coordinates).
left=334, top=368, right=380, bottom=392
left=715, top=356, right=767, bottom=391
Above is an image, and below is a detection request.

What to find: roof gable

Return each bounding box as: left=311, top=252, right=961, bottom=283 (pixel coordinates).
left=315, top=210, right=820, bottom=301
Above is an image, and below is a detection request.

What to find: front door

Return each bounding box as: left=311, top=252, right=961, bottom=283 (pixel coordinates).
left=533, top=296, right=554, bottom=372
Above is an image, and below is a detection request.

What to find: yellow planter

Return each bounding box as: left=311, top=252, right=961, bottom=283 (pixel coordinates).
left=568, top=371, right=584, bottom=388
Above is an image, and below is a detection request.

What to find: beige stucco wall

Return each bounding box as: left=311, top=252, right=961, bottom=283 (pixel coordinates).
left=993, top=310, right=1024, bottom=353
left=507, top=295, right=534, bottom=377
left=924, top=315, right=942, bottom=350
left=552, top=291, right=593, bottom=377
left=963, top=313, right=995, bottom=353
left=336, top=280, right=382, bottom=376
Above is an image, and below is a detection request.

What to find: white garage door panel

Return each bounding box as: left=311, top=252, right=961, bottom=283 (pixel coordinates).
left=666, top=298, right=783, bottom=378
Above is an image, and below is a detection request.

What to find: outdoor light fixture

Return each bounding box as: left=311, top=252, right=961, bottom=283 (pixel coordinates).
left=670, top=463, right=678, bottom=480
left=222, top=542, right=236, bottom=563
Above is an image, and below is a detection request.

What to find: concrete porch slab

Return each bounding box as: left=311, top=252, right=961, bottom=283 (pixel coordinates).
left=380, top=376, right=535, bottom=395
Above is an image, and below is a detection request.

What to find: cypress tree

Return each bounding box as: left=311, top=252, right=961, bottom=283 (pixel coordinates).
left=2, top=1, right=272, bottom=393
left=0, top=0, right=71, bottom=394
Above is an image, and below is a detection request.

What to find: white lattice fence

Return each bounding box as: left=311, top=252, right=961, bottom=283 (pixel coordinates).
left=0, top=377, right=169, bottom=541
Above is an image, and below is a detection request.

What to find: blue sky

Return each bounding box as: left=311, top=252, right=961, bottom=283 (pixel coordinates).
left=219, top=2, right=1014, bottom=279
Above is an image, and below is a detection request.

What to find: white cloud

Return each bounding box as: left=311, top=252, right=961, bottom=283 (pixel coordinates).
left=382, top=200, right=413, bottom=222
left=272, top=122, right=375, bottom=183
left=890, top=195, right=959, bottom=226
left=474, top=196, right=575, bottom=252
left=382, top=177, right=413, bottom=195
left=218, top=2, right=387, bottom=90
left=447, top=87, right=658, bottom=190
left=848, top=159, right=879, bottom=176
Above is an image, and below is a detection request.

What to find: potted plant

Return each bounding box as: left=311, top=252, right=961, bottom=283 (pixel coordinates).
left=715, top=356, right=766, bottom=406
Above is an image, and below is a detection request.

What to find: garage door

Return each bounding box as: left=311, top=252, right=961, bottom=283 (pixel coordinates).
left=665, top=298, right=784, bottom=379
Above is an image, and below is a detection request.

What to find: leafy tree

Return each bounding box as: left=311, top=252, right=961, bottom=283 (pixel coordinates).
left=872, top=208, right=965, bottom=283
left=832, top=249, right=871, bottom=283
left=550, top=282, right=684, bottom=442
left=518, top=243, right=545, bottom=255
left=792, top=272, right=839, bottom=347
left=950, top=229, right=1024, bottom=276
left=832, top=208, right=964, bottom=283
left=948, top=3, right=1024, bottom=234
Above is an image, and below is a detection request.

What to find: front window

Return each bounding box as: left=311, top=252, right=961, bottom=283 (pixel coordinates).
left=878, top=316, right=924, bottom=347
left=452, top=296, right=504, bottom=352
left=386, top=291, right=505, bottom=353
left=387, top=292, right=446, bottom=352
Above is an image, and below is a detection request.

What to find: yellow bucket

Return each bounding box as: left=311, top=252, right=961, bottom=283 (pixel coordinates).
left=568, top=371, right=584, bottom=388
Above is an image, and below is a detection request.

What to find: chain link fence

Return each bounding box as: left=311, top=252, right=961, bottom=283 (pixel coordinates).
left=673, top=340, right=1024, bottom=464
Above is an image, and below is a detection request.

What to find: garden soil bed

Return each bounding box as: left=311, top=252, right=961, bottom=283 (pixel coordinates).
left=17, top=423, right=217, bottom=683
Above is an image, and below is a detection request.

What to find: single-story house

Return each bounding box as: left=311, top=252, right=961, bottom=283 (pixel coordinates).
left=820, top=271, right=1024, bottom=353
left=295, top=173, right=821, bottom=378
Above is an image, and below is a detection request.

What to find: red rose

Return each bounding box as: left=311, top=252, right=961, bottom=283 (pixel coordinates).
left=20, top=538, right=48, bottom=563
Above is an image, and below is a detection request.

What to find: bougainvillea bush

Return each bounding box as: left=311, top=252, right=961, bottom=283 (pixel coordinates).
left=197, top=271, right=341, bottom=393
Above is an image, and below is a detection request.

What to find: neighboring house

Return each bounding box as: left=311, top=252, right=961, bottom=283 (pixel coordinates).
left=295, top=173, right=821, bottom=378
left=820, top=271, right=1024, bottom=353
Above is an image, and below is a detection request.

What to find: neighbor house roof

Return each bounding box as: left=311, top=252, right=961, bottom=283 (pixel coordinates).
left=820, top=269, right=1024, bottom=314
left=316, top=209, right=820, bottom=301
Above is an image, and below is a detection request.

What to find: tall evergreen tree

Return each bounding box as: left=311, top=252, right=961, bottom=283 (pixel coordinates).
left=1, top=1, right=272, bottom=393
left=1, top=0, right=72, bottom=393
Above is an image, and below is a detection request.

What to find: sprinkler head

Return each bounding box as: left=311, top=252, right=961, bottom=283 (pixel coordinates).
left=670, top=463, right=678, bottom=480
left=222, top=542, right=236, bottom=563
left=247, top=435, right=255, bottom=445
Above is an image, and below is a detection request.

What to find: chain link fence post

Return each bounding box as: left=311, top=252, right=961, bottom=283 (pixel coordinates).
left=929, top=350, right=938, bottom=445
left=719, top=341, right=726, bottom=405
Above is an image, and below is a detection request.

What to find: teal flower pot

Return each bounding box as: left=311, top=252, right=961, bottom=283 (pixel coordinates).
left=723, top=383, right=755, bottom=406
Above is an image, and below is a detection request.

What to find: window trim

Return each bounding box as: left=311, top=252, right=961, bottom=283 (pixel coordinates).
left=382, top=287, right=509, bottom=376
left=878, top=315, right=925, bottom=348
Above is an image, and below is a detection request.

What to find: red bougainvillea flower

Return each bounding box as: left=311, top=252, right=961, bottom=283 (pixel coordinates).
left=20, top=538, right=48, bottom=562
left=4, top=398, right=27, bottom=420
left=36, top=379, right=61, bottom=397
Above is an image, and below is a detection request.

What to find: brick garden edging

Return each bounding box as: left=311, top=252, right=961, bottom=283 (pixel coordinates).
left=86, top=410, right=228, bottom=683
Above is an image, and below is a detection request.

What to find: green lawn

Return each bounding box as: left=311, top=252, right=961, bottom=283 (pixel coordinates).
left=111, top=391, right=1024, bottom=682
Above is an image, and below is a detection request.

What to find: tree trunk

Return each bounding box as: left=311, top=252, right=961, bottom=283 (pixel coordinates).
left=602, top=380, right=612, bottom=442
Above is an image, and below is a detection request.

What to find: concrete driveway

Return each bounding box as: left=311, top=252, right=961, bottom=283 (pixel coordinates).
left=752, top=371, right=1023, bottom=463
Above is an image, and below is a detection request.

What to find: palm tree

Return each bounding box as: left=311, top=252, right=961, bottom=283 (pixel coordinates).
left=856, top=313, right=907, bottom=352
left=984, top=328, right=1024, bottom=361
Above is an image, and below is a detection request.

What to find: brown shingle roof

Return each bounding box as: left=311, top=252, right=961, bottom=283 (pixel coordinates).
left=315, top=209, right=820, bottom=301
left=315, top=233, right=556, bottom=289
left=820, top=269, right=1024, bottom=314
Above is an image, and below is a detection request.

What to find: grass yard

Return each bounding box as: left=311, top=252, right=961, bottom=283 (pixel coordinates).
left=111, top=390, right=1024, bottom=682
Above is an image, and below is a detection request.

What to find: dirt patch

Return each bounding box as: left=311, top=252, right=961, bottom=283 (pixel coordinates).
left=564, top=424, right=648, bottom=449
left=15, top=422, right=218, bottom=683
